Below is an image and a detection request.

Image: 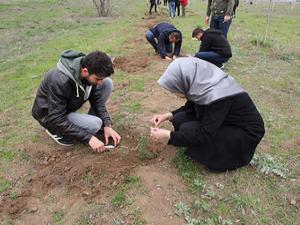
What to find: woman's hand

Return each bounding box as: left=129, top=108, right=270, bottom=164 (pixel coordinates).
left=150, top=127, right=171, bottom=143
left=150, top=112, right=173, bottom=127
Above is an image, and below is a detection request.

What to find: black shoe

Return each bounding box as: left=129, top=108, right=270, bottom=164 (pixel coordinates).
left=46, top=129, right=75, bottom=147
left=216, top=63, right=224, bottom=69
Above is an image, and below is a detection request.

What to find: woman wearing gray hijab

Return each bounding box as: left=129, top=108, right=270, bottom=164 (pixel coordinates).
left=150, top=57, right=265, bottom=171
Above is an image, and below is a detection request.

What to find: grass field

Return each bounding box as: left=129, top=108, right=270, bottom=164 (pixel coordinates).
left=0, top=0, right=299, bottom=224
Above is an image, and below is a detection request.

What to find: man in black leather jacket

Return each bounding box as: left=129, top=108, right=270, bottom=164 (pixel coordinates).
left=32, top=50, right=121, bottom=153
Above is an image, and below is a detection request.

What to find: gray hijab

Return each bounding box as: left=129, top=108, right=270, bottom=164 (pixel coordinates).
left=158, top=57, right=245, bottom=105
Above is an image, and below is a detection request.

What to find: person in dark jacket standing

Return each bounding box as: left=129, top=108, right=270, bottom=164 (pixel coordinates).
left=146, top=22, right=182, bottom=60
left=192, top=27, right=232, bottom=68
left=150, top=57, right=265, bottom=171
left=175, top=0, right=180, bottom=16
left=149, top=0, right=157, bottom=14
left=32, top=50, right=121, bottom=152
left=205, top=0, right=234, bottom=38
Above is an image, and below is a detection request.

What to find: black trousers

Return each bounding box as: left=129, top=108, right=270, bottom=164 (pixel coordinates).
left=175, top=3, right=180, bottom=16
left=172, top=110, right=258, bottom=171
left=149, top=3, right=157, bottom=14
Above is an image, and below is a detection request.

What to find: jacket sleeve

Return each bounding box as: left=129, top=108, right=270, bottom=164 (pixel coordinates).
left=158, top=33, right=168, bottom=58
left=47, top=76, right=93, bottom=143
left=169, top=98, right=232, bottom=146
left=226, top=0, right=235, bottom=16
left=199, top=34, right=212, bottom=52
left=174, top=38, right=182, bottom=56
left=206, top=0, right=212, bottom=16
left=172, top=100, right=195, bottom=116
left=89, top=82, right=112, bottom=127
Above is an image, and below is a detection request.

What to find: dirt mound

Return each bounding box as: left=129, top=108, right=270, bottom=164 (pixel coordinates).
left=114, top=55, right=151, bottom=73
left=0, top=119, right=173, bottom=220
left=0, top=137, right=143, bottom=218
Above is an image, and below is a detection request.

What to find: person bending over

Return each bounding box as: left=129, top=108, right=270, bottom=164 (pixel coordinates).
left=146, top=22, right=182, bottom=60
left=32, top=50, right=121, bottom=153
left=150, top=57, right=265, bottom=171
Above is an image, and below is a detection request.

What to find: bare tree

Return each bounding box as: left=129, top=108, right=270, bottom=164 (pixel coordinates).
left=92, top=0, right=111, bottom=17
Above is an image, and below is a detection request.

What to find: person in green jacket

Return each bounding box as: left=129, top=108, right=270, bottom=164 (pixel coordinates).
left=204, top=0, right=234, bottom=38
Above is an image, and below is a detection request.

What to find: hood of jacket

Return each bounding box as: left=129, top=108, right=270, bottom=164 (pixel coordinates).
left=56, top=50, right=92, bottom=98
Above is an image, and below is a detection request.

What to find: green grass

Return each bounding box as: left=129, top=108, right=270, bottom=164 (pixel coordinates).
left=111, top=175, right=141, bottom=207
left=137, top=136, right=157, bottom=161
left=112, top=190, right=127, bottom=207
left=0, top=150, right=15, bottom=163
left=0, top=0, right=299, bottom=224
left=0, top=177, right=12, bottom=193
left=52, top=211, right=64, bottom=223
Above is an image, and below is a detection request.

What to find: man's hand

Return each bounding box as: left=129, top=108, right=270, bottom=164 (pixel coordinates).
left=89, top=136, right=106, bottom=153
left=165, top=56, right=172, bottom=61
left=205, top=16, right=210, bottom=26
left=224, top=15, right=231, bottom=23
left=104, top=126, right=121, bottom=146
left=172, top=55, right=177, bottom=60
left=150, top=127, right=171, bottom=143
left=151, top=112, right=173, bottom=127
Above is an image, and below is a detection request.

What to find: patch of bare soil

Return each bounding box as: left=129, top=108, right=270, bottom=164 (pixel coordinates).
left=114, top=55, right=151, bottom=73
left=0, top=135, right=141, bottom=220
left=280, top=136, right=300, bottom=151
left=130, top=164, right=188, bottom=225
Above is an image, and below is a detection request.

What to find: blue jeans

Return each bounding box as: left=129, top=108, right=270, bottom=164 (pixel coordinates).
left=169, top=2, right=176, bottom=18
left=195, top=51, right=229, bottom=67
left=146, top=30, right=158, bottom=51
left=210, top=15, right=232, bottom=38
left=146, top=30, right=173, bottom=55
left=66, top=78, right=113, bottom=135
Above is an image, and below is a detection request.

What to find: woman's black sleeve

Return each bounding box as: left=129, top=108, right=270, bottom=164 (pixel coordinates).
left=172, top=100, right=195, bottom=116
left=169, top=98, right=233, bottom=146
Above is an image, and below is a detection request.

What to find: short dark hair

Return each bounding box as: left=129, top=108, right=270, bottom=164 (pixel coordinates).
left=192, top=27, right=204, bottom=38
left=169, top=32, right=181, bottom=41
left=81, top=51, right=114, bottom=77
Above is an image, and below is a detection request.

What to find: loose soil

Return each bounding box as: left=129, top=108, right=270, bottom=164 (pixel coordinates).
left=0, top=12, right=189, bottom=225
left=114, top=55, right=151, bottom=73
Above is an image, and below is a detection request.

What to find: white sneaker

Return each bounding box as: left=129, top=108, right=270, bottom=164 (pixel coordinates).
left=46, top=129, right=75, bottom=147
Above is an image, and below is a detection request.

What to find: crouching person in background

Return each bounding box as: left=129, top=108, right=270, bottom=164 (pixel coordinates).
left=192, top=27, right=232, bottom=68
left=146, top=22, right=182, bottom=60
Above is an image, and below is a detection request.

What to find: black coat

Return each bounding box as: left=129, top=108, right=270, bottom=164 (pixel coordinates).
left=150, top=23, right=182, bottom=58
left=169, top=93, right=265, bottom=171
left=200, top=29, right=232, bottom=58
left=32, top=68, right=111, bottom=143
